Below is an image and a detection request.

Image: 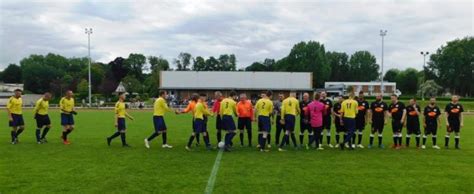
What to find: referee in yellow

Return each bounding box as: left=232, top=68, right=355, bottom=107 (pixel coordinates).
left=340, top=93, right=359, bottom=150
left=7, top=89, right=24, bottom=144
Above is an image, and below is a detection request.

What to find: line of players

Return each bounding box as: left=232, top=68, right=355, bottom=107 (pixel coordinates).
left=6, top=88, right=464, bottom=151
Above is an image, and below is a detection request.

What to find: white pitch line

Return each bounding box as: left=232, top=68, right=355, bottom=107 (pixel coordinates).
left=204, top=149, right=224, bottom=194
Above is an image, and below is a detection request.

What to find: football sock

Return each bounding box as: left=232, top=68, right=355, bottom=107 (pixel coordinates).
left=16, top=128, right=24, bottom=137
left=406, top=135, right=411, bottom=147
left=248, top=130, right=252, bottom=146
left=120, top=133, right=126, bottom=145
left=11, top=131, right=16, bottom=142
left=445, top=136, right=449, bottom=147
left=147, top=132, right=159, bottom=141
left=229, top=133, right=236, bottom=144
left=398, top=135, right=402, bottom=145
left=240, top=133, right=244, bottom=146
left=290, top=133, right=297, bottom=147
left=393, top=136, right=397, bottom=146
left=267, top=134, right=271, bottom=144
left=63, top=130, right=71, bottom=141
left=315, top=134, right=320, bottom=148
left=336, top=134, right=340, bottom=144
left=357, top=133, right=363, bottom=145
left=299, top=134, right=304, bottom=145
left=217, top=130, right=222, bottom=143
left=415, top=135, right=420, bottom=147
left=455, top=136, right=460, bottom=148
left=196, top=133, right=200, bottom=144
left=258, top=134, right=262, bottom=146
left=275, top=128, right=281, bottom=145
left=204, top=134, right=210, bottom=147
left=432, top=136, right=437, bottom=146
left=262, top=137, right=267, bottom=149
left=162, top=132, right=167, bottom=145
left=326, top=133, right=331, bottom=145
left=351, top=134, right=356, bottom=145
left=36, top=129, right=41, bottom=142
left=187, top=135, right=195, bottom=147
left=378, top=135, right=383, bottom=146
left=109, top=131, right=120, bottom=140
left=308, top=134, right=314, bottom=146
left=369, top=134, right=374, bottom=145
left=41, top=127, right=50, bottom=139
left=280, top=134, right=289, bottom=148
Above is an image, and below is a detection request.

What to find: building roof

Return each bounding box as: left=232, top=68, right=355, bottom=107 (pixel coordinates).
left=160, top=71, right=313, bottom=90
left=325, top=81, right=396, bottom=86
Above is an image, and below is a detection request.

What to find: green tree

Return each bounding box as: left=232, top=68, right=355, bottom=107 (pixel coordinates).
left=349, top=51, right=379, bottom=81
left=148, top=56, right=169, bottom=71
left=384, top=69, right=400, bottom=82
left=327, top=52, right=350, bottom=81
left=192, top=56, right=207, bottom=71
left=122, top=75, right=142, bottom=94
left=205, top=57, right=219, bottom=71
left=77, top=79, right=89, bottom=98
left=175, top=52, right=192, bottom=71
left=419, top=80, right=443, bottom=97
left=245, top=62, right=267, bottom=71
left=2, top=64, right=22, bottom=83
left=20, top=54, right=64, bottom=93
left=428, top=37, right=473, bottom=96
left=126, top=53, right=146, bottom=81
left=396, top=68, right=419, bottom=95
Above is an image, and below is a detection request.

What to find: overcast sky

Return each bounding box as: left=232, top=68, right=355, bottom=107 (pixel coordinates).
left=0, top=0, right=472, bottom=72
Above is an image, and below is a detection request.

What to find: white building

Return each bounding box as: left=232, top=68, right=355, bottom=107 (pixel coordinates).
left=159, top=71, right=313, bottom=100
left=324, top=82, right=398, bottom=96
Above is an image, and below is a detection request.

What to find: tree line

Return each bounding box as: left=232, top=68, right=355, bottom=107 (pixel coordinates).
left=0, top=36, right=472, bottom=97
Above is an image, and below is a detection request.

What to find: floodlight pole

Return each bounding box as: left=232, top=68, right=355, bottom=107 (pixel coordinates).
left=420, top=51, right=429, bottom=100
left=85, top=28, right=93, bottom=107
left=380, top=30, right=387, bottom=96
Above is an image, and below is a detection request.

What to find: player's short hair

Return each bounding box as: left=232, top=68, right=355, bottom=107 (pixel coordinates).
left=391, top=94, right=398, bottom=98
left=214, top=91, right=222, bottom=97
left=411, top=97, right=417, bottom=102
left=266, top=90, right=273, bottom=97
left=359, top=91, right=364, bottom=95
left=118, top=92, right=125, bottom=96
left=314, top=92, right=321, bottom=100
left=199, top=93, right=207, bottom=97
left=229, top=90, right=237, bottom=97
left=191, top=93, right=199, bottom=101
left=159, top=90, right=166, bottom=96
left=14, top=89, right=22, bottom=92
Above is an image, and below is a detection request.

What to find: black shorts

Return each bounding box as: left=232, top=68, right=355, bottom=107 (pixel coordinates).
left=392, top=120, right=403, bottom=133
left=447, top=119, right=461, bottom=133
left=35, top=114, right=51, bottom=128
left=238, top=117, right=252, bottom=130
left=300, top=119, right=311, bottom=132
left=406, top=121, right=420, bottom=135
left=371, top=119, right=384, bottom=133
left=425, top=122, right=438, bottom=135
left=216, top=115, right=223, bottom=130
left=9, top=114, right=24, bottom=127
left=335, top=117, right=345, bottom=133
left=275, top=115, right=284, bottom=131
left=322, top=116, right=331, bottom=130
left=355, top=118, right=365, bottom=131
left=312, top=126, right=322, bottom=134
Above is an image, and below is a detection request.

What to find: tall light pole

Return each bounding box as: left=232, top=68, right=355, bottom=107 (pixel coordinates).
left=380, top=30, right=387, bottom=96
left=85, top=28, right=93, bottom=107
left=420, top=51, right=429, bottom=100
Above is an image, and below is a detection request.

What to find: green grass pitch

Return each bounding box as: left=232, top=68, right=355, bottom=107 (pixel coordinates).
left=1, top=109, right=473, bottom=193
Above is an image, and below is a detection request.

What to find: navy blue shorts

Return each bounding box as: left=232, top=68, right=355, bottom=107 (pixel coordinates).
left=194, top=119, right=206, bottom=133
left=153, top=116, right=167, bottom=132
left=117, top=118, right=126, bottom=131
left=9, top=114, right=24, bottom=127
left=258, top=116, right=271, bottom=132
left=238, top=117, right=252, bottom=130
left=35, top=114, right=51, bottom=128
left=284, top=115, right=296, bottom=131
left=222, top=115, right=236, bottom=131
left=61, top=113, right=74, bottom=126
left=343, top=118, right=356, bottom=134
left=216, top=115, right=223, bottom=130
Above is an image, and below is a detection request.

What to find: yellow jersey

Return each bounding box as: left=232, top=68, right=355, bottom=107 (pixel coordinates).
left=255, top=98, right=273, bottom=117
left=60, top=97, right=75, bottom=113
left=154, top=97, right=172, bottom=116
left=7, top=96, right=22, bottom=115
left=281, top=97, right=300, bottom=117
left=194, top=102, right=212, bottom=120
left=219, top=97, right=237, bottom=116
left=341, top=99, right=359, bottom=119
left=115, top=101, right=126, bottom=118
left=34, top=98, right=49, bottom=115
